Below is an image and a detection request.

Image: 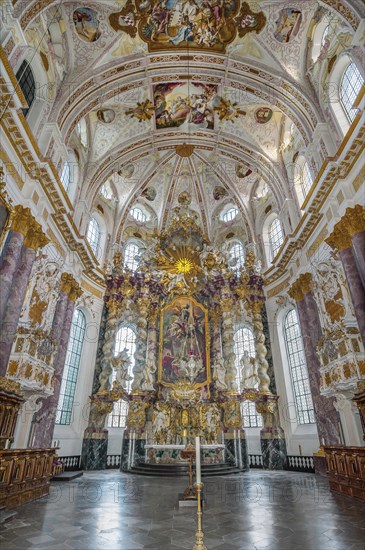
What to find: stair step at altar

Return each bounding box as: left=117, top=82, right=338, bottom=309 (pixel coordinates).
left=127, top=463, right=244, bottom=477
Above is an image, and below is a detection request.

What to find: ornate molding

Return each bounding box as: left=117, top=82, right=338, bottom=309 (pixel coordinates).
left=60, top=273, right=83, bottom=302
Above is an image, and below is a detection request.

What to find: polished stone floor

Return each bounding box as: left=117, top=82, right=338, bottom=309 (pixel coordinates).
left=1, top=470, right=364, bottom=550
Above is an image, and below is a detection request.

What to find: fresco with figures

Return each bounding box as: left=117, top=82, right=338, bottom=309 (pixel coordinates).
left=153, top=82, right=218, bottom=130
left=159, top=297, right=210, bottom=387
left=110, top=1, right=266, bottom=52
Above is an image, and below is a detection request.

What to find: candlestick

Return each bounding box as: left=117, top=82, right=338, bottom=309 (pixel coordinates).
left=192, top=483, right=207, bottom=550
left=195, top=436, right=201, bottom=484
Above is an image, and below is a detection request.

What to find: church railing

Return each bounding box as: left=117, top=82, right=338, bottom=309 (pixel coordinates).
left=58, top=455, right=81, bottom=471
left=286, top=455, right=315, bottom=473
left=249, top=454, right=263, bottom=468
left=106, top=455, right=121, bottom=469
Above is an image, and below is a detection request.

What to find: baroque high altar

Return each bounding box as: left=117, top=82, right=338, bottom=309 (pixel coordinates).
left=82, top=192, right=286, bottom=471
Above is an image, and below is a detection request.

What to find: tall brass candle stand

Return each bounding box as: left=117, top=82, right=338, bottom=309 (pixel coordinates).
left=193, top=482, right=207, bottom=550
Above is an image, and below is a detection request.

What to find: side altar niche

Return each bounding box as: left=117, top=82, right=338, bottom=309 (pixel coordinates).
left=81, top=192, right=287, bottom=471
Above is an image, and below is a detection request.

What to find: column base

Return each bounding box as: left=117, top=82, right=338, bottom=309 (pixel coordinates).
left=224, top=429, right=249, bottom=470
left=260, top=428, right=288, bottom=470
left=120, top=429, right=146, bottom=471
left=81, top=429, right=108, bottom=470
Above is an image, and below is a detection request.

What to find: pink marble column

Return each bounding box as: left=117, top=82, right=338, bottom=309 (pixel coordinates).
left=0, top=246, right=36, bottom=375
left=31, top=298, right=75, bottom=448
left=0, top=229, right=24, bottom=324
left=339, top=247, right=365, bottom=345
left=351, top=231, right=365, bottom=289
left=296, top=295, right=341, bottom=445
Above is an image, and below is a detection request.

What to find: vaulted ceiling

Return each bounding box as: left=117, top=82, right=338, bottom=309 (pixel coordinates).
left=14, top=0, right=362, bottom=240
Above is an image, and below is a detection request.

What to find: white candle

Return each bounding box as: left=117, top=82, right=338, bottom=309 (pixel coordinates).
left=195, top=436, right=201, bottom=484
left=321, top=437, right=325, bottom=446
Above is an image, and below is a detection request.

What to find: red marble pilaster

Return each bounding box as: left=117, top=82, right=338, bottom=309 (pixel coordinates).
left=351, top=231, right=365, bottom=289
left=0, top=229, right=24, bottom=324
left=339, top=247, right=365, bottom=345
left=297, top=295, right=341, bottom=445
left=0, top=246, right=36, bottom=375
left=31, top=298, right=75, bottom=448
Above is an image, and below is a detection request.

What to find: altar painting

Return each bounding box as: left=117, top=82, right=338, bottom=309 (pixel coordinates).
left=153, top=82, right=218, bottom=130
left=159, top=297, right=210, bottom=387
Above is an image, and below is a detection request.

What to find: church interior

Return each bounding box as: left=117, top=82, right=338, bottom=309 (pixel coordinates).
left=0, top=0, right=364, bottom=548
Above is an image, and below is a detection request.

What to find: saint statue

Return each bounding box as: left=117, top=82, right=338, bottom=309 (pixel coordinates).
left=213, top=353, right=228, bottom=390
left=240, top=351, right=259, bottom=390
left=112, top=348, right=132, bottom=390
left=141, top=356, right=156, bottom=391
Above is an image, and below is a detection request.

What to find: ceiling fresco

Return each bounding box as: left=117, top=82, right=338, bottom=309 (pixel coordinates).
left=8, top=0, right=360, bottom=238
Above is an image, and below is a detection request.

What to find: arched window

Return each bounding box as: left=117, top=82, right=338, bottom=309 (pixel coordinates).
left=321, top=24, right=329, bottom=48
left=130, top=207, right=147, bottom=222
left=230, top=241, right=245, bottom=273
left=268, top=217, right=284, bottom=260
left=234, top=327, right=262, bottom=428
left=99, top=183, right=112, bottom=200
left=301, top=162, right=313, bottom=197
left=284, top=309, right=315, bottom=425
left=56, top=309, right=86, bottom=425
left=107, top=325, right=136, bottom=428
left=340, top=62, right=364, bottom=123
left=124, top=242, right=140, bottom=271
left=60, top=161, right=71, bottom=193
left=15, top=60, right=35, bottom=117
left=87, top=218, right=100, bottom=256
left=222, top=207, right=238, bottom=222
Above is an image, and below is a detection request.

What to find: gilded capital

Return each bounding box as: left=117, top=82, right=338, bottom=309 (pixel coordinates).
left=298, top=273, right=313, bottom=294
left=60, top=272, right=83, bottom=302
left=23, top=220, right=49, bottom=251
left=288, top=280, right=304, bottom=302
left=325, top=221, right=352, bottom=251
left=10, top=205, right=33, bottom=236
left=344, top=205, right=365, bottom=236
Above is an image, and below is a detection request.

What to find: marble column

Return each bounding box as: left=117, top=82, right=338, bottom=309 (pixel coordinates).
left=289, top=275, right=341, bottom=445
left=351, top=231, right=365, bottom=288
left=31, top=275, right=82, bottom=448
left=346, top=205, right=365, bottom=288
left=326, top=209, right=365, bottom=344
left=249, top=302, right=271, bottom=394
left=338, top=247, right=365, bottom=344
left=0, top=206, right=34, bottom=324
left=132, top=293, right=149, bottom=390
left=257, top=396, right=287, bottom=470
left=220, top=287, right=236, bottom=390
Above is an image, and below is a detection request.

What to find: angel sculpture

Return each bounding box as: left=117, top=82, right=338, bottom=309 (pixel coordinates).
left=112, top=348, right=132, bottom=390
left=213, top=354, right=228, bottom=390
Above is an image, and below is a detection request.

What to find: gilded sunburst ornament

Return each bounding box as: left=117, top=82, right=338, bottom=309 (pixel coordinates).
left=175, top=258, right=194, bottom=274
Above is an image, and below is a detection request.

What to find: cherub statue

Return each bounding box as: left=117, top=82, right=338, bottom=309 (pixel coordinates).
left=213, top=353, right=228, bottom=390
left=112, top=348, right=132, bottom=390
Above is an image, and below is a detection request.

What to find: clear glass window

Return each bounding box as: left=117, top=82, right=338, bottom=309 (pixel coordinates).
left=230, top=242, right=245, bottom=273
left=15, top=60, right=35, bottom=117
left=56, top=310, right=86, bottom=425
left=87, top=218, right=101, bottom=256
left=130, top=207, right=147, bottom=222
left=268, top=217, right=284, bottom=260
left=223, top=208, right=238, bottom=222
left=60, top=161, right=71, bottom=193
left=124, top=242, right=140, bottom=272
left=340, top=62, right=364, bottom=123
left=284, top=309, right=315, bottom=425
